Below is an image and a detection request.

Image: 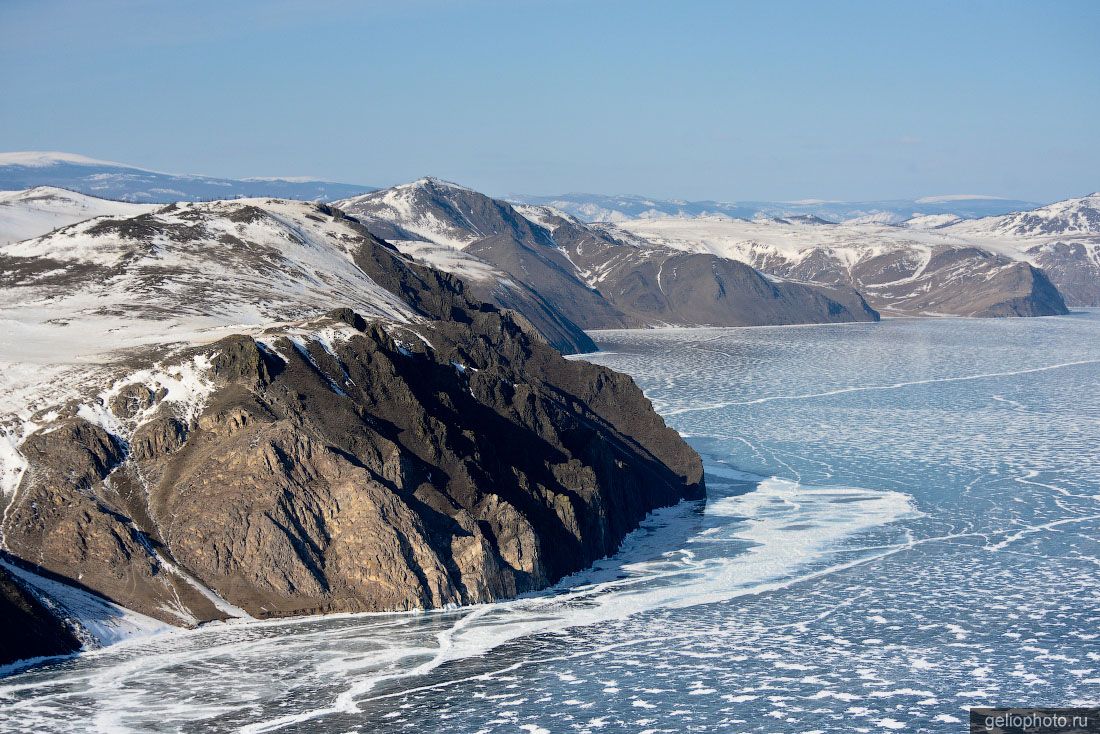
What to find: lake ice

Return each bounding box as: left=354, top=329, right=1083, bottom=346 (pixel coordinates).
left=2, top=313, right=1098, bottom=733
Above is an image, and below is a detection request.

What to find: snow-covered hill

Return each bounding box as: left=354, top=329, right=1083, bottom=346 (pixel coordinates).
left=938, top=194, right=1100, bottom=305
left=340, top=177, right=519, bottom=249
left=612, top=216, right=1067, bottom=317
left=2, top=198, right=415, bottom=353
left=0, top=186, right=154, bottom=245
left=0, top=152, right=376, bottom=204
left=946, top=193, right=1100, bottom=239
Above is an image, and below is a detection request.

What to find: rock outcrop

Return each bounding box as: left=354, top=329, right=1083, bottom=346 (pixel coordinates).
left=1023, top=240, right=1100, bottom=307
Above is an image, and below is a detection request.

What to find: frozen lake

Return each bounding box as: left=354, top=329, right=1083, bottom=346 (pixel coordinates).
left=2, top=312, right=1098, bottom=732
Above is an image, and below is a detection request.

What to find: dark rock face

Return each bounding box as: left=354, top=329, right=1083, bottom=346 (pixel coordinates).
left=1025, top=241, right=1100, bottom=307
left=340, top=183, right=880, bottom=329
left=0, top=564, right=82, bottom=667
left=343, top=216, right=597, bottom=353
left=969, top=262, right=1068, bottom=317
left=153, top=317, right=699, bottom=618
left=1, top=232, right=704, bottom=629
left=855, top=249, right=1068, bottom=317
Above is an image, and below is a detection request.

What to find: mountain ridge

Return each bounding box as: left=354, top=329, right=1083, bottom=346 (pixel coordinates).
left=339, top=180, right=882, bottom=330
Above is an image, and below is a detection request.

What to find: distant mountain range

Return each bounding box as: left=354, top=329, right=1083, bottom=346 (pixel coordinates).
left=0, top=151, right=1039, bottom=220
left=0, top=152, right=1093, bottom=322
left=506, top=191, right=1040, bottom=224
left=0, top=152, right=376, bottom=203
left=613, top=216, right=1067, bottom=318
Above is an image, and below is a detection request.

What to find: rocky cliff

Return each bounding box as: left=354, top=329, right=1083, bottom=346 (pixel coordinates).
left=0, top=198, right=703, bottom=662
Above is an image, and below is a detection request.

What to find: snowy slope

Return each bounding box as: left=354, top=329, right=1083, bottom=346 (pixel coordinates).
left=391, top=239, right=511, bottom=283
left=0, top=186, right=153, bottom=245
left=0, top=560, right=172, bottom=650
left=935, top=194, right=1100, bottom=263
left=1, top=197, right=416, bottom=352
left=339, top=177, right=496, bottom=249
left=946, top=192, right=1100, bottom=240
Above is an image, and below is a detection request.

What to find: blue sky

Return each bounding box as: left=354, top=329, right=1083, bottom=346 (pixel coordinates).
left=2, top=0, right=1097, bottom=201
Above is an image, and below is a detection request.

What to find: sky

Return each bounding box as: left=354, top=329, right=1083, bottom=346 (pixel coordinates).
left=1, top=0, right=1097, bottom=202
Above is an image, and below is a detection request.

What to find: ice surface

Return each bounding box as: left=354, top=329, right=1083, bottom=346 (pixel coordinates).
left=1, top=313, right=1098, bottom=733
